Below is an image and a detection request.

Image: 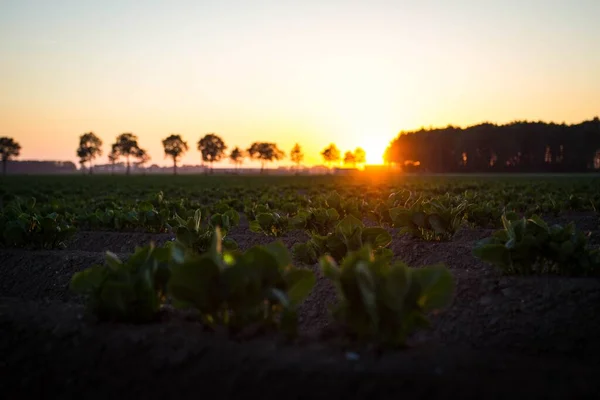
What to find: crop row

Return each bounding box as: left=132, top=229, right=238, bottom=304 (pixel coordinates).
left=2, top=179, right=599, bottom=248
left=71, top=208, right=600, bottom=349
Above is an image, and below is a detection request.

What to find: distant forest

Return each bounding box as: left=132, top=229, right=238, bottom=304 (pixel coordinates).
left=384, top=117, right=600, bottom=173
left=4, top=161, right=77, bottom=174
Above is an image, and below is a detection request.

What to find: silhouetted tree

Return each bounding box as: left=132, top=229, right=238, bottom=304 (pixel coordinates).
left=0, top=137, right=21, bottom=175
left=247, top=142, right=285, bottom=173
left=321, top=143, right=340, bottom=169
left=76, top=132, right=103, bottom=174
left=134, top=148, right=150, bottom=173
left=354, top=147, right=366, bottom=167
left=229, top=147, right=244, bottom=170
left=108, top=144, right=119, bottom=175
left=290, top=143, right=304, bottom=172
left=343, top=151, right=356, bottom=167
left=112, top=133, right=145, bottom=175
left=198, top=133, right=227, bottom=172
left=385, top=117, right=600, bottom=173
left=162, top=134, right=188, bottom=175
left=77, top=158, right=86, bottom=174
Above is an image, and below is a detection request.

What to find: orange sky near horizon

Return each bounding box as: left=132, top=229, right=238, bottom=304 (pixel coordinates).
left=1, top=0, right=599, bottom=168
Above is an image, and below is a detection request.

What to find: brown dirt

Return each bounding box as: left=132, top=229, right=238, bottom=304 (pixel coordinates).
left=2, top=224, right=600, bottom=398
left=0, top=249, right=105, bottom=302
left=2, top=298, right=600, bottom=400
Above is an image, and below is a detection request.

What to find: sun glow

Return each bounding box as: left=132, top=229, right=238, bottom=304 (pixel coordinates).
left=363, top=137, right=388, bottom=165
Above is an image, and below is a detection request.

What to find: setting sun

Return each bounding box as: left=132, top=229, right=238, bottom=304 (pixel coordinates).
left=1, top=1, right=599, bottom=168
left=363, top=138, right=388, bottom=165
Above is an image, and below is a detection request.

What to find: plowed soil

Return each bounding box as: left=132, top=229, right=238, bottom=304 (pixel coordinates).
left=2, top=215, right=600, bottom=399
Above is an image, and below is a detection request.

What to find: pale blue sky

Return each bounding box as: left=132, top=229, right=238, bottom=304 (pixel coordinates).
left=1, top=0, right=598, bottom=165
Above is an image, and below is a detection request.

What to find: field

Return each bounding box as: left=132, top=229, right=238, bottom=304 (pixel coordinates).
left=2, top=173, right=600, bottom=398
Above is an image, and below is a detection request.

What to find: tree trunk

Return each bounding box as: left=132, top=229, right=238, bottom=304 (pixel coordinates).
left=173, top=158, right=177, bottom=175
left=261, top=161, right=265, bottom=173
left=89, top=160, right=93, bottom=175
left=126, top=155, right=131, bottom=175
left=3, top=158, right=7, bottom=175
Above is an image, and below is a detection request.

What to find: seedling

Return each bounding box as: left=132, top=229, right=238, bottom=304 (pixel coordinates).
left=70, top=243, right=171, bottom=322
left=168, top=229, right=315, bottom=335
left=321, top=245, right=454, bottom=347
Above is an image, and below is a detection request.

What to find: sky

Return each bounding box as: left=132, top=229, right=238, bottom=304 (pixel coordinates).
left=1, top=0, right=599, bottom=167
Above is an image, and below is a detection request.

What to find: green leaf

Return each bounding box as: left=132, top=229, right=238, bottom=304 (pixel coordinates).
left=284, top=268, right=316, bottom=306
left=326, top=208, right=340, bottom=221
left=473, top=243, right=510, bottom=265
left=70, top=266, right=107, bottom=293
left=292, top=242, right=317, bottom=265
left=138, top=201, right=154, bottom=212
left=105, top=251, right=123, bottom=271
left=427, top=214, right=448, bottom=234
left=168, top=255, right=221, bottom=312
left=528, top=214, right=549, bottom=232
left=224, top=209, right=240, bottom=226
left=411, top=211, right=429, bottom=229
left=263, top=241, right=292, bottom=268
left=193, top=209, right=202, bottom=232
left=270, top=288, right=290, bottom=308
left=289, top=215, right=307, bottom=229
left=337, top=214, right=363, bottom=239
left=381, top=262, right=410, bottom=311
left=319, top=255, right=339, bottom=280
left=327, top=191, right=341, bottom=210
left=389, top=207, right=412, bottom=226
left=355, top=261, right=378, bottom=327
left=222, top=237, right=238, bottom=251
left=410, top=266, right=454, bottom=312
left=240, top=246, right=281, bottom=286
left=26, top=197, right=36, bottom=210
left=249, top=220, right=263, bottom=233
left=362, top=227, right=392, bottom=248
left=173, top=212, right=188, bottom=228
left=256, top=213, right=275, bottom=229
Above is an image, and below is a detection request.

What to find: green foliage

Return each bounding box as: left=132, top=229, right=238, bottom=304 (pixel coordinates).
left=289, top=207, right=340, bottom=235
left=70, top=243, right=171, bottom=322
left=390, top=198, right=467, bottom=240
left=317, top=190, right=362, bottom=219
left=293, top=215, right=392, bottom=264
left=249, top=211, right=289, bottom=237
left=320, top=245, right=454, bottom=347
left=170, top=208, right=239, bottom=253
left=473, top=214, right=600, bottom=275
left=168, top=229, right=315, bottom=335
left=0, top=197, right=75, bottom=248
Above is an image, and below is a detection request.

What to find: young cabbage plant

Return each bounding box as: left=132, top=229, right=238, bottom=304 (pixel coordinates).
left=249, top=211, right=289, bottom=237
left=293, top=215, right=393, bottom=264
left=317, top=190, right=362, bottom=219
left=168, top=228, right=315, bottom=336
left=320, top=245, right=454, bottom=347
left=169, top=209, right=238, bottom=253
left=70, top=243, right=171, bottom=322
left=2, top=207, right=76, bottom=249
left=289, top=207, right=340, bottom=235
left=473, top=214, right=600, bottom=275
left=390, top=199, right=467, bottom=241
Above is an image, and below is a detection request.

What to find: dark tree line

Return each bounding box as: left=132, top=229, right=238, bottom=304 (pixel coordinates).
left=384, top=117, right=600, bottom=173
